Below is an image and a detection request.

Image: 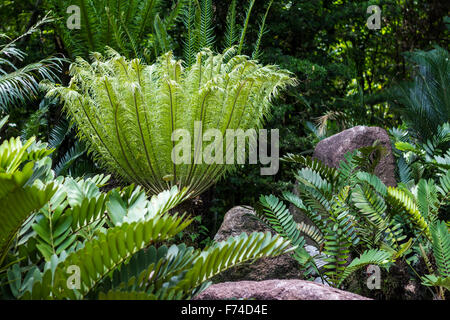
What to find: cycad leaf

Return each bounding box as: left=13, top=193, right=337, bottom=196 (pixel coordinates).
left=430, top=221, right=450, bottom=278
left=338, top=249, right=391, bottom=287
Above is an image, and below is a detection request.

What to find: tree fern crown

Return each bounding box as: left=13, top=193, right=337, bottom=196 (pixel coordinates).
left=46, top=49, right=297, bottom=196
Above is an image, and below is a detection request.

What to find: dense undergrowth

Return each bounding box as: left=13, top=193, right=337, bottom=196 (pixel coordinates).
left=0, top=0, right=448, bottom=300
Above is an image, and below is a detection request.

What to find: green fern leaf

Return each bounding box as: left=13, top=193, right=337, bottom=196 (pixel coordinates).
left=337, top=249, right=391, bottom=287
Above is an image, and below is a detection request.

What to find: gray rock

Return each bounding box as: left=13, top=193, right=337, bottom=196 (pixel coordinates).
left=313, top=125, right=397, bottom=186
left=212, top=206, right=303, bottom=282
left=289, top=126, right=397, bottom=244
left=194, top=280, right=371, bottom=300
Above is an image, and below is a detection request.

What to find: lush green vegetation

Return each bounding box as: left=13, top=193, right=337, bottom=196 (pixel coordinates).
left=0, top=0, right=448, bottom=300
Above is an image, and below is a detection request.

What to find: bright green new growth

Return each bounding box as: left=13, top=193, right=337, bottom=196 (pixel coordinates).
left=0, top=133, right=293, bottom=300
left=46, top=48, right=297, bottom=196
left=0, top=135, right=57, bottom=268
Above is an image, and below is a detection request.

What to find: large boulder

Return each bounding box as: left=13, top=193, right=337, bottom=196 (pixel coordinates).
left=313, top=126, right=396, bottom=187
left=289, top=126, right=397, bottom=244
left=212, top=206, right=303, bottom=282
left=194, top=280, right=370, bottom=300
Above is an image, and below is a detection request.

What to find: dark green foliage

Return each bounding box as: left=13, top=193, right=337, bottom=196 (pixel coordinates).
left=45, top=0, right=187, bottom=61
left=256, top=145, right=450, bottom=291
left=389, top=47, right=450, bottom=142
left=0, top=14, right=63, bottom=111
left=0, top=0, right=449, bottom=301
left=0, top=134, right=293, bottom=300
left=182, top=0, right=273, bottom=67
left=0, top=135, right=57, bottom=269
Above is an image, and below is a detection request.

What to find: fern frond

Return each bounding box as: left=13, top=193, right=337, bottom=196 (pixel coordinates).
left=173, top=232, right=293, bottom=298
left=389, top=46, right=450, bottom=142
left=417, top=178, right=440, bottom=223
left=281, top=153, right=339, bottom=183
left=437, top=170, right=450, bottom=204
left=0, top=55, right=63, bottom=110
left=421, top=274, right=450, bottom=290
left=252, top=0, right=273, bottom=60
left=387, top=187, right=431, bottom=239
left=397, top=156, right=413, bottom=184
left=182, top=0, right=198, bottom=67
left=48, top=119, right=71, bottom=149
left=198, top=0, right=215, bottom=50
left=53, top=141, right=87, bottom=176
left=297, top=221, right=324, bottom=247
left=32, top=174, right=112, bottom=261
left=355, top=172, right=387, bottom=196
left=23, top=212, right=192, bottom=299
left=294, top=168, right=333, bottom=218
left=237, top=0, right=256, bottom=55
left=352, top=184, right=387, bottom=227
left=47, top=50, right=296, bottom=197
left=430, top=221, right=450, bottom=278
left=224, top=0, right=238, bottom=50
left=0, top=137, right=57, bottom=265
left=283, top=191, right=326, bottom=233
left=257, top=195, right=305, bottom=248
left=337, top=249, right=392, bottom=287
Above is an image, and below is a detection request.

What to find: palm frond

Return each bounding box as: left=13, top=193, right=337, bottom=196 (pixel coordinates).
left=0, top=56, right=63, bottom=110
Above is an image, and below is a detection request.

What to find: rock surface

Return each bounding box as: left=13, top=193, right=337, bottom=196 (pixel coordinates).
left=212, top=206, right=303, bottom=282
left=313, top=125, right=396, bottom=187
left=194, top=280, right=370, bottom=300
